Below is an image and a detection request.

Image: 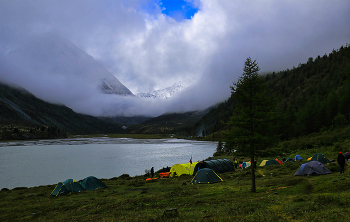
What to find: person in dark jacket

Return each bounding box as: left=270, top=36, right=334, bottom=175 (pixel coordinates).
left=151, top=167, right=154, bottom=178
left=337, top=152, right=346, bottom=174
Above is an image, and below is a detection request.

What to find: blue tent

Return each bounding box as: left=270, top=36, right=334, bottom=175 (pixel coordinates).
left=294, top=161, right=332, bottom=176
left=294, top=155, right=303, bottom=161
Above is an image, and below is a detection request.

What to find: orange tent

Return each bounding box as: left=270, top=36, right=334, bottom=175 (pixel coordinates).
left=159, top=172, right=170, bottom=178
left=275, top=159, right=283, bottom=165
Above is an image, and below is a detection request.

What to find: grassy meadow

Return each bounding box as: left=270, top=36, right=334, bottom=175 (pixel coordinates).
left=1, top=141, right=350, bottom=222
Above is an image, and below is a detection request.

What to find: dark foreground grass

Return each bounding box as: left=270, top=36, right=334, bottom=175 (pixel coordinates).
left=1, top=156, right=350, bottom=222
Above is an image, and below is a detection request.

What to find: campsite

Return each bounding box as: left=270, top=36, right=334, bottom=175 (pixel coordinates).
left=1, top=137, right=350, bottom=222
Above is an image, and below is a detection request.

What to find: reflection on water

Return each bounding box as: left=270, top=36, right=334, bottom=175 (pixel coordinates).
left=0, top=138, right=217, bottom=189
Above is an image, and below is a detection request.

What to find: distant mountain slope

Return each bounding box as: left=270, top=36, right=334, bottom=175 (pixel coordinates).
left=4, top=32, right=133, bottom=96
left=137, top=82, right=185, bottom=99
left=0, top=82, right=124, bottom=137
left=127, top=108, right=211, bottom=134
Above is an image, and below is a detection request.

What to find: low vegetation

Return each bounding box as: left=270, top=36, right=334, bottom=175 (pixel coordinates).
left=1, top=137, right=349, bottom=221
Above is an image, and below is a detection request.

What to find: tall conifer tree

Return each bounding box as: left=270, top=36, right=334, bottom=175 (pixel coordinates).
left=226, top=57, right=277, bottom=192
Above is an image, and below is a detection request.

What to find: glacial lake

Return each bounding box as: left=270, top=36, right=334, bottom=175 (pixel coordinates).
left=0, top=137, right=217, bottom=189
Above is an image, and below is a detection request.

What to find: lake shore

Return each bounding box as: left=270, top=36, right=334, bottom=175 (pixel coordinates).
left=1, top=155, right=349, bottom=221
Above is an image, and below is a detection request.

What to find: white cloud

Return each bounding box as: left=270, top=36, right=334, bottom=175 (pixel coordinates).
left=0, top=0, right=349, bottom=117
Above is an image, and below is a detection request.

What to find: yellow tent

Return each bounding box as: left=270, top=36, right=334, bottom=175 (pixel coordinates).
left=260, top=160, right=268, bottom=167
left=170, top=162, right=198, bottom=177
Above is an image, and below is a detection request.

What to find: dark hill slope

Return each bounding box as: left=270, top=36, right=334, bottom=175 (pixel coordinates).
left=127, top=109, right=211, bottom=135
left=195, top=44, right=350, bottom=139
left=0, top=82, right=123, bottom=138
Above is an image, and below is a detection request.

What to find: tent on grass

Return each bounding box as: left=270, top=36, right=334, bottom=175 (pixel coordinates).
left=260, top=160, right=268, bottom=166
left=344, top=152, right=350, bottom=161
left=275, top=159, right=283, bottom=165
left=285, top=157, right=295, bottom=163
left=310, top=153, right=331, bottom=164
left=192, top=159, right=235, bottom=175
left=260, top=159, right=280, bottom=166
left=170, top=162, right=198, bottom=177
left=294, top=155, right=303, bottom=161
left=190, top=168, right=223, bottom=184
left=80, top=176, right=107, bottom=191
left=294, top=161, right=332, bottom=176
left=51, top=179, right=86, bottom=196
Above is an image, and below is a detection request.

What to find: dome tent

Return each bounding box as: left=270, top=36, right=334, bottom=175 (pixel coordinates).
left=294, top=155, right=303, bottom=161
left=285, top=157, right=295, bottom=163
left=192, top=159, right=235, bottom=176
left=310, top=153, right=331, bottom=164
left=260, top=160, right=268, bottom=166
left=191, top=168, right=223, bottom=184
left=51, top=179, right=86, bottom=196
left=80, top=176, right=107, bottom=191
left=170, top=162, right=198, bottom=177
left=260, top=159, right=280, bottom=167
left=294, top=161, right=332, bottom=176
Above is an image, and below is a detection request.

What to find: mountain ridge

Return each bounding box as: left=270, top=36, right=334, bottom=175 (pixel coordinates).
left=1, top=32, right=133, bottom=106
left=0, top=81, right=126, bottom=139
left=137, top=82, right=185, bottom=99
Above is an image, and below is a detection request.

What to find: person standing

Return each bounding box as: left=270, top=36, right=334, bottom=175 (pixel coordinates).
left=151, top=167, right=154, bottom=178
left=337, top=152, right=346, bottom=174
left=242, top=160, right=246, bottom=169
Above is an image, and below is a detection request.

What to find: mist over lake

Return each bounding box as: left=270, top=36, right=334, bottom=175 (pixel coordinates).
left=0, top=137, right=217, bottom=189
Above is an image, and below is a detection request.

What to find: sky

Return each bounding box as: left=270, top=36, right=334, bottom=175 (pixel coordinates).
left=0, top=0, right=349, bottom=117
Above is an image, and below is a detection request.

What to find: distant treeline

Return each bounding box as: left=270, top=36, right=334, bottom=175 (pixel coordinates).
left=0, top=125, right=67, bottom=140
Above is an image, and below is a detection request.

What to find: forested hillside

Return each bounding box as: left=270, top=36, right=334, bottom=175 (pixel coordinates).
left=0, top=83, right=124, bottom=140
left=195, top=44, right=350, bottom=140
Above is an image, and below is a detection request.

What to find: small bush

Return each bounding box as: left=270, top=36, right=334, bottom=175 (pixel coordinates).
left=118, top=174, right=131, bottom=180
left=12, top=187, right=28, bottom=190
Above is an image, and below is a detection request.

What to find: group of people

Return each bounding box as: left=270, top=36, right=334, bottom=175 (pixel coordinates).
left=234, top=159, right=257, bottom=170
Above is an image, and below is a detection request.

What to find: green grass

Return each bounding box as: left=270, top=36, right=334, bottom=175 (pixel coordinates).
left=1, top=148, right=350, bottom=221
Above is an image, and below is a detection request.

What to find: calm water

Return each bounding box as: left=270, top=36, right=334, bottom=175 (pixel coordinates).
left=0, top=137, right=217, bottom=189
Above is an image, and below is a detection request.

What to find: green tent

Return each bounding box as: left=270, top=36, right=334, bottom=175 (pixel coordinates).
left=80, top=176, right=107, bottom=191
left=51, top=179, right=86, bottom=196
left=260, top=159, right=280, bottom=166
left=192, top=159, right=235, bottom=175
left=285, top=157, right=295, bottom=163
left=190, top=168, right=223, bottom=184
left=265, top=159, right=280, bottom=166
left=310, top=153, right=331, bottom=164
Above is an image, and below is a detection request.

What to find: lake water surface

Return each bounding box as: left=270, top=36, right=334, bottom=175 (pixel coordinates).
left=0, top=137, right=217, bottom=189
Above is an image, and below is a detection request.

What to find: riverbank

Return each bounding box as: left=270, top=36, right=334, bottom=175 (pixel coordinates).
left=1, top=151, right=349, bottom=221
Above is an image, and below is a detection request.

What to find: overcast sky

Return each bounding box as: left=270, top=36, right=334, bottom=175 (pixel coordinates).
left=0, top=0, right=349, bottom=117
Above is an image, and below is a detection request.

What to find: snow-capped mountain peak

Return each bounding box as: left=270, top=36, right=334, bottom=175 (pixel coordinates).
left=137, top=82, right=185, bottom=99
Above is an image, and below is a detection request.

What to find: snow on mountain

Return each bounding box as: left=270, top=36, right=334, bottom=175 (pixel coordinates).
left=3, top=32, right=133, bottom=96
left=137, top=82, right=185, bottom=99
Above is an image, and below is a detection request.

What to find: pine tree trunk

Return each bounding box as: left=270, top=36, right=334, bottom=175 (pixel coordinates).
left=251, top=155, right=256, bottom=192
